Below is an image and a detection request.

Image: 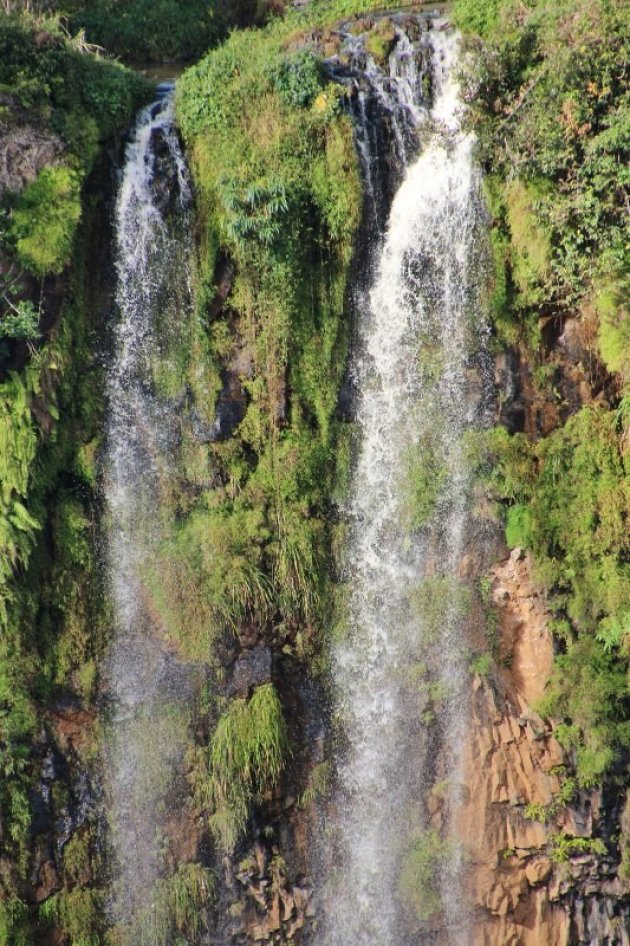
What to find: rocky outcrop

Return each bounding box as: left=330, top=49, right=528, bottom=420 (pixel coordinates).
left=461, top=549, right=629, bottom=946
left=0, top=116, right=65, bottom=196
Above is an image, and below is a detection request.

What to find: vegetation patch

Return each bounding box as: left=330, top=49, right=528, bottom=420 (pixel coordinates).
left=203, top=683, right=288, bottom=852
left=398, top=828, right=454, bottom=923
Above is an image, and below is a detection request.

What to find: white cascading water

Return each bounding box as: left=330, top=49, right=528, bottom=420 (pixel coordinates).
left=322, top=27, right=491, bottom=946
left=103, top=90, right=197, bottom=943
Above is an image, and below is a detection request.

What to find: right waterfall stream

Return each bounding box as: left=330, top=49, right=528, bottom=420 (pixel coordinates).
left=322, top=22, right=493, bottom=946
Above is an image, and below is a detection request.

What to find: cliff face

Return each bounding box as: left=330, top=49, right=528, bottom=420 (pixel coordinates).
left=462, top=551, right=629, bottom=946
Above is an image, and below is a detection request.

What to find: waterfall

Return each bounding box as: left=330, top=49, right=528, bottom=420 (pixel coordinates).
left=102, top=89, right=198, bottom=943
left=320, top=25, right=492, bottom=946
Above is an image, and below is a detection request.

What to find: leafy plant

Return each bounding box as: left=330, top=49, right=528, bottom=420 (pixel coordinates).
left=0, top=300, right=39, bottom=341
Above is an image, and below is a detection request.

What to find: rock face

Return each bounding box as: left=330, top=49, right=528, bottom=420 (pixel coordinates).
left=460, top=549, right=629, bottom=946
left=0, top=119, right=65, bottom=195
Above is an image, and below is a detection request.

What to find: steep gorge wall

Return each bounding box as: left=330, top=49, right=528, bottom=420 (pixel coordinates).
left=0, top=3, right=628, bottom=945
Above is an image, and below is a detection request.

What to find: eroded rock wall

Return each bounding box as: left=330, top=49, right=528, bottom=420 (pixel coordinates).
left=462, top=550, right=629, bottom=946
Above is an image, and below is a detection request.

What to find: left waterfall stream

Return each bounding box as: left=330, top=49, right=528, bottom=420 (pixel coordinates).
left=102, top=86, right=202, bottom=944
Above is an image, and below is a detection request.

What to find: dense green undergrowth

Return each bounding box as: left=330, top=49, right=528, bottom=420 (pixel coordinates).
left=0, top=14, right=146, bottom=341
left=0, top=17, right=145, bottom=944
left=455, top=0, right=629, bottom=795
left=169, top=0, right=369, bottom=851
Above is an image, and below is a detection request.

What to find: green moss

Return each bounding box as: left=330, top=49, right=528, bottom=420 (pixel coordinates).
left=596, top=284, right=630, bottom=382
left=505, top=179, right=552, bottom=308
left=365, top=19, right=397, bottom=66
left=404, top=434, right=447, bottom=530
left=505, top=503, right=533, bottom=549
left=40, top=886, right=105, bottom=946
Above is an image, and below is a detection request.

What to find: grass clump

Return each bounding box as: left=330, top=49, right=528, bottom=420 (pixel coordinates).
left=404, top=435, right=447, bottom=530
left=548, top=833, right=607, bottom=864
left=131, top=863, right=216, bottom=946
left=205, top=684, right=288, bottom=852
left=398, top=829, right=453, bottom=923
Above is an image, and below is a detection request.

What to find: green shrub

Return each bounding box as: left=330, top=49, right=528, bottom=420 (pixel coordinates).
left=537, top=638, right=629, bottom=787
left=268, top=50, right=323, bottom=108
left=11, top=167, right=82, bottom=276
left=0, top=301, right=39, bottom=342
left=548, top=833, right=607, bottom=863
left=453, top=0, right=502, bottom=38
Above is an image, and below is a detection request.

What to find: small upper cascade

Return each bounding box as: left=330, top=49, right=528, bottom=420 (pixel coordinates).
left=316, top=21, right=493, bottom=946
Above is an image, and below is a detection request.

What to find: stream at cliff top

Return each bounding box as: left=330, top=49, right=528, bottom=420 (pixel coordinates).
left=319, top=23, right=492, bottom=946
left=102, top=87, right=200, bottom=944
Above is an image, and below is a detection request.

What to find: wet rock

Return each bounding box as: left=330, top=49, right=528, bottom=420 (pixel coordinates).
left=228, top=645, right=272, bottom=698
left=0, top=122, right=65, bottom=195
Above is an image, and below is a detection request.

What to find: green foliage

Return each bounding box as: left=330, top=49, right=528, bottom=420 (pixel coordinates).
left=524, top=776, right=577, bottom=823
left=0, top=18, right=147, bottom=150
left=0, top=300, right=39, bottom=342
left=486, top=408, right=629, bottom=785
left=0, top=203, right=110, bottom=917
left=268, top=50, right=323, bottom=108
left=453, top=0, right=502, bottom=38
left=205, top=684, right=288, bottom=852
left=173, top=4, right=363, bottom=666
left=548, top=832, right=607, bottom=864
left=459, top=0, right=629, bottom=345
left=0, top=898, right=29, bottom=946
left=69, top=0, right=287, bottom=64
left=537, top=638, right=629, bottom=787
left=11, top=166, right=81, bottom=276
